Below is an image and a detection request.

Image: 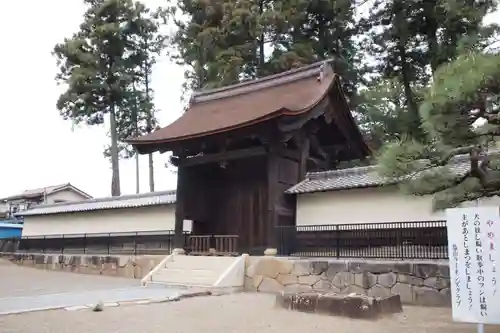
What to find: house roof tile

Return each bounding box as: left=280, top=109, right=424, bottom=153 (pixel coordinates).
left=15, top=190, right=176, bottom=217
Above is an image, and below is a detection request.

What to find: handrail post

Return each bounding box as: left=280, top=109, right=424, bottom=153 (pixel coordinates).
left=134, top=232, right=137, bottom=256
left=335, top=225, right=340, bottom=259
left=83, top=234, right=87, bottom=254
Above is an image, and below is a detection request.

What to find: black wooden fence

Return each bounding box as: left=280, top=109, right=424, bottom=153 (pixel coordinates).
left=276, top=220, right=448, bottom=260
left=18, top=230, right=186, bottom=255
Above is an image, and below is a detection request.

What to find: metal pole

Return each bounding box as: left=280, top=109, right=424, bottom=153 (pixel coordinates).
left=477, top=323, right=484, bottom=333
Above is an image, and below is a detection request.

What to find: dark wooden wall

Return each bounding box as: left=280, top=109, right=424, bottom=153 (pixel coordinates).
left=181, top=156, right=270, bottom=253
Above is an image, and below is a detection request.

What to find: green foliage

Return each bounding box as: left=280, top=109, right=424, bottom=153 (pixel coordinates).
left=377, top=51, right=500, bottom=210
left=360, top=0, right=498, bottom=142
left=54, top=0, right=164, bottom=195
left=167, top=0, right=362, bottom=103
left=420, top=52, right=500, bottom=145
left=356, top=78, right=413, bottom=142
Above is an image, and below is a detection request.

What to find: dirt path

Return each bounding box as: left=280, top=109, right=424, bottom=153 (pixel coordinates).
left=1, top=293, right=497, bottom=333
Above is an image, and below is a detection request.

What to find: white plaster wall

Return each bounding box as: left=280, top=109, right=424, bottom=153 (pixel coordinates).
left=45, top=189, right=89, bottom=204
left=21, top=205, right=190, bottom=236
left=296, top=186, right=500, bottom=226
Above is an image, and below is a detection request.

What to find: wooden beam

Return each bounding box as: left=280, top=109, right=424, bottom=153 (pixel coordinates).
left=176, top=146, right=268, bottom=167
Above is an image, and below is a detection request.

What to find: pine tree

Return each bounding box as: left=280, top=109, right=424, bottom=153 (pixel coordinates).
left=54, top=0, right=141, bottom=196
left=377, top=50, right=500, bottom=210
left=122, top=2, right=166, bottom=192
left=359, top=0, right=498, bottom=143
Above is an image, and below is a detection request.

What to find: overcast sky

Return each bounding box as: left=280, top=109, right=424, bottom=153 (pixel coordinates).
left=0, top=0, right=182, bottom=198
left=1, top=1, right=499, bottom=199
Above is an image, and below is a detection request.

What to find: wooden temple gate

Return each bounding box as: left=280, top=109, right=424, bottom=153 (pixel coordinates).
left=128, top=60, right=370, bottom=256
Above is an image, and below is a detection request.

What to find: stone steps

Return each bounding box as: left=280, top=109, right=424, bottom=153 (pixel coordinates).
left=149, top=255, right=240, bottom=287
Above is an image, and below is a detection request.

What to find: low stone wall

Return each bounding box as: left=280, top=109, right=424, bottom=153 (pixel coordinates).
left=245, top=257, right=451, bottom=307
left=0, top=252, right=164, bottom=279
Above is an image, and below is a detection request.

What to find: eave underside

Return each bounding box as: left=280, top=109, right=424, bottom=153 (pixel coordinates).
left=132, top=85, right=370, bottom=167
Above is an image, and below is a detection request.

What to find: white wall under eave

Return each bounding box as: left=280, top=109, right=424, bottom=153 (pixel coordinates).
left=296, top=186, right=500, bottom=226
left=45, top=189, right=89, bottom=204
left=21, top=205, right=190, bottom=237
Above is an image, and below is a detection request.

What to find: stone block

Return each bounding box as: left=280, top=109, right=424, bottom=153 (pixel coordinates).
left=291, top=292, right=319, bottom=312
left=284, top=284, right=313, bottom=293
left=275, top=291, right=295, bottom=309
left=258, top=277, right=284, bottom=293
left=354, top=272, right=376, bottom=289
left=298, top=275, right=321, bottom=286
left=324, top=261, right=347, bottom=279
left=244, top=276, right=254, bottom=290
left=312, top=279, right=339, bottom=292
left=368, top=284, right=391, bottom=298
left=276, top=274, right=297, bottom=286
left=414, top=286, right=450, bottom=307
left=348, top=261, right=394, bottom=274
left=343, top=285, right=366, bottom=295
left=436, top=264, right=450, bottom=278
left=276, top=291, right=403, bottom=319
left=413, top=263, right=438, bottom=279
left=397, top=274, right=423, bottom=286
left=316, top=293, right=346, bottom=316
left=252, top=275, right=264, bottom=289
left=310, top=261, right=329, bottom=275
left=392, top=263, right=412, bottom=274
left=424, top=277, right=449, bottom=290
left=247, top=258, right=293, bottom=279
left=373, top=294, right=403, bottom=314
left=439, top=288, right=451, bottom=306
left=332, top=272, right=354, bottom=289
left=34, top=255, right=45, bottom=265
left=377, top=272, right=397, bottom=288
left=290, top=261, right=310, bottom=276
left=391, top=283, right=413, bottom=304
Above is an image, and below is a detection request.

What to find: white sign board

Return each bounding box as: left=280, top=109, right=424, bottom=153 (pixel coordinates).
left=446, top=207, right=500, bottom=324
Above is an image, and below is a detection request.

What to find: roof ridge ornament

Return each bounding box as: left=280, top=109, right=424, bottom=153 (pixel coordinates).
left=317, top=63, right=326, bottom=82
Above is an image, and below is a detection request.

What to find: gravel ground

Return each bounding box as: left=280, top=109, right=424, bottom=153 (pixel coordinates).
left=0, top=293, right=497, bottom=333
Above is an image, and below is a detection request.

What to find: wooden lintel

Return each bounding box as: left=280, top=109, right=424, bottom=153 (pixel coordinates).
left=310, top=134, right=328, bottom=161
left=268, top=145, right=300, bottom=161
left=177, top=146, right=268, bottom=167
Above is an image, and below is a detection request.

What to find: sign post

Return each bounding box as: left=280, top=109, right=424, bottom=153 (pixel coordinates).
left=446, top=207, right=500, bottom=332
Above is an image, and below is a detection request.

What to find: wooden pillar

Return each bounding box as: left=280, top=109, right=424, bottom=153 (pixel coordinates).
left=298, top=136, right=310, bottom=179
left=265, top=153, right=279, bottom=256
left=173, top=166, right=186, bottom=254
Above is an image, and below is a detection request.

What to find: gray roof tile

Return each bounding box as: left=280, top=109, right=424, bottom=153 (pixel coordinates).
left=287, top=154, right=473, bottom=194
left=15, top=190, right=176, bottom=217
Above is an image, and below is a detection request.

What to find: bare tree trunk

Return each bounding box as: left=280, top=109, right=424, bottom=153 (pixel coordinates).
left=148, top=153, right=154, bottom=192
left=109, top=104, right=121, bottom=196
left=144, top=50, right=155, bottom=192
left=135, top=154, right=140, bottom=194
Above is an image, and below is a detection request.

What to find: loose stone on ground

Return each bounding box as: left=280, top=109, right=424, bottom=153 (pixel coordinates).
left=1, top=293, right=496, bottom=333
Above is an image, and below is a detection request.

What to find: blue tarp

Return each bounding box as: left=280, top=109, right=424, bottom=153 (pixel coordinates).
left=0, top=220, right=22, bottom=239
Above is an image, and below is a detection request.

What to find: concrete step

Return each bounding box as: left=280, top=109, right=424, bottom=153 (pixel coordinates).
left=153, top=268, right=220, bottom=286
left=168, top=255, right=236, bottom=269
left=147, top=255, right=241, bottom=287
left=165, top=260, right=232, bottom=272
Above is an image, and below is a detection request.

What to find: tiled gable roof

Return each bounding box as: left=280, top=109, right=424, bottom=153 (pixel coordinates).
left=0, top=183, right=92, bottom=202
left=287, top=154, right=474, bottom=194
left=128, top=60, right=349, bottom=145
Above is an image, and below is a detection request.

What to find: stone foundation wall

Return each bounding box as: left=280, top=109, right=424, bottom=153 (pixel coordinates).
left=245, top=257, right=451, bottom=307
left=0, top=252, right=164, bottom=279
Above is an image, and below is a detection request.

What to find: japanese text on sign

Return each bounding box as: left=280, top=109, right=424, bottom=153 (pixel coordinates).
left=446, top=207, right=500, bottom=324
